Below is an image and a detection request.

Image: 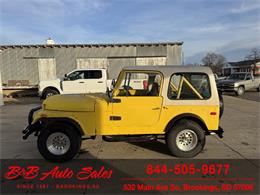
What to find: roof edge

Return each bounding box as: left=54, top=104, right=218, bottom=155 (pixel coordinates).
left=0, top=41, right=183, bottom=49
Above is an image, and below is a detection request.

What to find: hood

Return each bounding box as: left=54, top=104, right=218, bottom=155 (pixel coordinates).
left=43, top=93, right=109, bottom=112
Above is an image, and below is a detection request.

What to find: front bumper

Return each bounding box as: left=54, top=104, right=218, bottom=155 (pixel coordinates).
left=217, top=86, right=238, bottom=92
left=22, top=106, right=43, bottom=140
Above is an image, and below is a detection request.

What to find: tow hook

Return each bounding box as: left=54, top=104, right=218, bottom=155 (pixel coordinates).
left=22, top=120, right=43, bottom=140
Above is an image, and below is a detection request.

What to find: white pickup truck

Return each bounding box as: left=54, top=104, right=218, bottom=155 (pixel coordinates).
left=39, top=69, right=114, bottom=99
left=39, top=68, right=146, bottom=99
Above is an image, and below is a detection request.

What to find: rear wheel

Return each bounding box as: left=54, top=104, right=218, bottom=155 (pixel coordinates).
left=37, top=123, right=81, bottom=162
left=43, top=89, right=59, bottom=99
left=166, top=120, right=205, bottom=158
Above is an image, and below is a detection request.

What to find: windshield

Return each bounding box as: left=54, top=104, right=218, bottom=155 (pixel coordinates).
left=228, top=74, right=246, bottom=80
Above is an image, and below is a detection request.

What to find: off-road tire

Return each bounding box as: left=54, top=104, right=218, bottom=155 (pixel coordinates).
left=166, top=120, right=205, bottom=158
left=37, top=123, right=81, bottom=162
left=235, top=86, right=245, bottom=96
left=43, top=89, right=59, bottom=99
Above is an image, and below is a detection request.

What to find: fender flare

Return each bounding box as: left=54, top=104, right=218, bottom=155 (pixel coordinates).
left=164, top=113, right=208, bottom=133
left=41, top=87, right=61, bottom=98
left=40, top=117, right=84, bottom=136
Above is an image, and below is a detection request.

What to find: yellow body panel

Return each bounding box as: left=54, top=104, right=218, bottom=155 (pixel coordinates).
left=33, top=98, right=219, bottom=136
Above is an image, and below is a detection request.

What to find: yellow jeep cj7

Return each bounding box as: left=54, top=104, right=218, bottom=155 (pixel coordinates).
left=23, top=66, right=224, bottom=162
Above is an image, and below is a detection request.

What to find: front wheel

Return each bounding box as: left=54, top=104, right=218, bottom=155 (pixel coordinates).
left=257, top=85, right=260, bottom=92
left=235, top=86, right=245, bottom=96
left=166, top=120, right=205, bottom=158
left=37, top=123, right=81, bottom=162
left=43, top=89, right=59, bottom=99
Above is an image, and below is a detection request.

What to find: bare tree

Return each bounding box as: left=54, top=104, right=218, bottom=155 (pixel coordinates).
left=245, top=48, right=260, bottom=75
left=202, top=53, right=226, bottom=75
left=185, top=63, right=202, bottom=66
left=245, top=48, right=260, bottom=60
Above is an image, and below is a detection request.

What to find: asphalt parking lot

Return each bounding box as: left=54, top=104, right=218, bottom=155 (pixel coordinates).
left=222, top=90, right=260, bottom=102
left=0, top=94, right=259, bottom=161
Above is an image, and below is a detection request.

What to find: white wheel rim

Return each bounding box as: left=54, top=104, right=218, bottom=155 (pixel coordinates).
left=176, top=129, right=198, bottom=151
left=46, top=132, right=70, bottom=155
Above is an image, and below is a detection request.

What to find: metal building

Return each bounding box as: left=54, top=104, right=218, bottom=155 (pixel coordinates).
left=0, top=42, right=183, bottom=86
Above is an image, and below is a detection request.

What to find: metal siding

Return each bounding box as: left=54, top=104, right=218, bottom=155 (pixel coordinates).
left=108, top=58, right=136, bottom=79
left=0, top=48, right=39, bottom=85
left=166, top=45, right=182, bottom=65
left=137, top=45, right=166, bottom=57
left=0, top=50, right=4, bottom=87
left=107, top=46, right=136, bottom=57
left=38, top=58, right=56, bottom=81
left=0, top=68, right=3, bottom=105
left=55, top=47, right=77, bottom=78
left=75, top=47, right=85, bottom=58
left=24, top=58, right=39, bottom=85
left=75, top=46, right=136, bottom=58
left=39, top=47, right=54, bottom=57
left=24, top=48, right=39, bottom=85
left=75, top=47, right=106, bottom=57
left=76, top=58, right=108, bottom=69
left=0, top=44, right=182, bottom=86
left=16, top=48, right=25, bottom=81
left=0, top=49, right=9, bottom=84
left=3, top=49, right=19, bottom=84
left=136, top=57, right=167, bottom=66
left=2, top=50, right=7, bottom=85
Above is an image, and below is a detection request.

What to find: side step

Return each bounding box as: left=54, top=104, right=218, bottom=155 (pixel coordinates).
left=102, top=135, right=157, bottom=142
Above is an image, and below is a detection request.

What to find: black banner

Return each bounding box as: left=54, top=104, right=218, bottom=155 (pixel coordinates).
left=1, top=159, right=259, bottom=194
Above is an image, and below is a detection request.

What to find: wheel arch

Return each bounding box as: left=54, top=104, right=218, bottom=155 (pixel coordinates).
left=164, top=113, right=209, bottom=134
left=41, top=117, right=84, bottom=136
left=42, top=87, right=60, bottom=97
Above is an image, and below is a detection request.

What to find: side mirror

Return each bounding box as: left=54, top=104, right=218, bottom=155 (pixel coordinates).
left=64, top=74, right=68, bottom=81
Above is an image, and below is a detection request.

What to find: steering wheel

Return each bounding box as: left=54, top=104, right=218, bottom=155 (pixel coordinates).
left=122, top=85, right=133, bottom=96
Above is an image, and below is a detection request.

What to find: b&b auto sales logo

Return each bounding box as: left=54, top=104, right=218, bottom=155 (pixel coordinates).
left=4, top=165, right=113, bottom=181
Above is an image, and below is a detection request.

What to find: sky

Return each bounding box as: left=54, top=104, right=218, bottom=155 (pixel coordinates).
left=0, top=0, right=259, bottom=63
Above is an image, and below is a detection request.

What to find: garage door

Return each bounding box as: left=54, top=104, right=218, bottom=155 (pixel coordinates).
left=136, top=57, right=166, bottom=66
left=38, top=58, right=56, bottom=82
left=76, top=58, right=108, bottom=69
